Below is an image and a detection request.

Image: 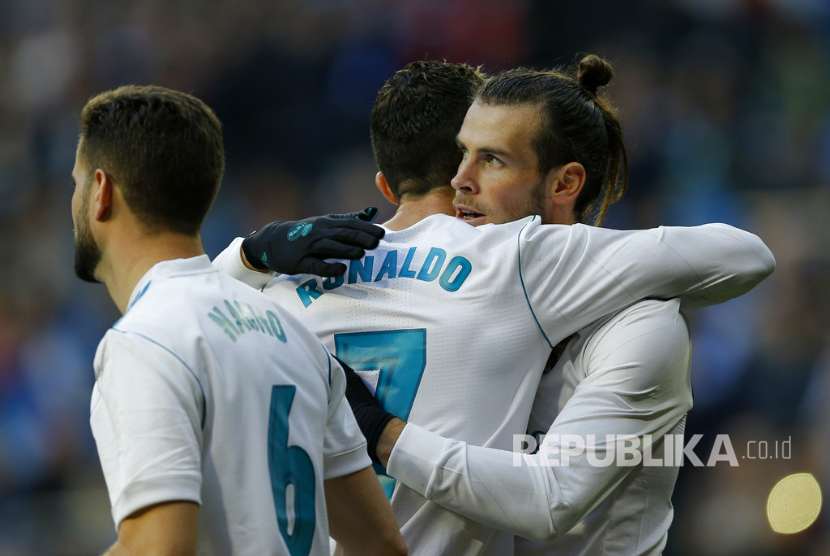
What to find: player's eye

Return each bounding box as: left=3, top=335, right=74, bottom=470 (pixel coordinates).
left=483, top=154, right=502, bottom=167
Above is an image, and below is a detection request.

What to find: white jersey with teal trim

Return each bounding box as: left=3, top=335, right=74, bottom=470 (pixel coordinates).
left=384, top=299, right=693, bottom=556
left=515, top=299, right=691, bottom=555
left=214, top=214, right=774, bottom=556
left=90, top=256, right=370, bottom=556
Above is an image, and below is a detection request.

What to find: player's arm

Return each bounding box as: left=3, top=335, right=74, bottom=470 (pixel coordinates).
left=353, top=301, right=692, bottom=541
left=521, top=219, right=775, bottom=344
left=102, top=501, right=198, bottom=556
left=325, top=467, right=408, bottom=556
left=211, top=236, right=278, bottom=289
left=211, top=208, right=384, bottom=287
left=92, top=329, right=204, bottom=554
left=322, top=355, right=407, bottom=555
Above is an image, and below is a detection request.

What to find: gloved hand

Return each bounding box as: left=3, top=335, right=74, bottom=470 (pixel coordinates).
left=337, top=356, right=396, bottom=466
left=242, top=207, right=384, bottom=277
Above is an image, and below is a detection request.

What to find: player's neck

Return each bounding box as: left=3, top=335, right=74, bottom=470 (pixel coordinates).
left=383, top=187, right=455, bottom=231
left=547, top=204, right=578, bottom=226
left=97, top=232, right=205, bottom=314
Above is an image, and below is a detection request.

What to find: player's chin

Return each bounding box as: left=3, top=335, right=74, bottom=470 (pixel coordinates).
left=455, top=212, right=490, bottom=227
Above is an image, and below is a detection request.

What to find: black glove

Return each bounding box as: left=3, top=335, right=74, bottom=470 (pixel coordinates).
left=241, top=207, right=385, bottom=277
left=337, top=356, right=396, bottom=466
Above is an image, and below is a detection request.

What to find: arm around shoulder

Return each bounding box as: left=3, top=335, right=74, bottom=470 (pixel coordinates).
left=211, top=236, right=274, bottom=290
left=673, top=223, right=775, bottom=308
left=517, top=220, right=776, bottom=345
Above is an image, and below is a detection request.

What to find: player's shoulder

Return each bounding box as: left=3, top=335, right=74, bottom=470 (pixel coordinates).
left=110, top=258, right=267, bottom=353
left=96, top=280, right=204, bottom=375
left=613, top=298, right=686, bottom=331
left=117, top=272, right=211, bottom=330
left=578, top=299, right=689, bottom=376
left=384, top=213, right=539, bottom=248
left=108, top=264, right=329, bottom=369
left=123, top=265, right=311, bottom=338
left=93, top=281, right=203, bottom=381
left=584, top=299, right=686, bottom=348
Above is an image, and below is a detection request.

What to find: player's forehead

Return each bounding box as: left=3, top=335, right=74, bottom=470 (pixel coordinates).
left=458, top=100, right=542, bottom=153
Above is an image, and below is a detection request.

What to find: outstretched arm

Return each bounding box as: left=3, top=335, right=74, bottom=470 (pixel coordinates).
left=521, top=219, right=775, bottom=344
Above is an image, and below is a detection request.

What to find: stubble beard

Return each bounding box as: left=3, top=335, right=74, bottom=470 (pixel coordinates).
left=500, top=177, right=548, bottom=224
left=73, top=191, right=101, bottom=284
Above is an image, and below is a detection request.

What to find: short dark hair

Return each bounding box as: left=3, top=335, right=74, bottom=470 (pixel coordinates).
left=477, top=55, right=628, bottom=225
left=79, top=85, right=225, bottom=235
left=370, top=61, right=486, bottom=199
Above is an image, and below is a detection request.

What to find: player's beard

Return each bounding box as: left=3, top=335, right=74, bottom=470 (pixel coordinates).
left=528, top=178, right=548, bottom=220
left=73, top=190, right=102, bottom=283
left=500, top=177, right=548, bottom=224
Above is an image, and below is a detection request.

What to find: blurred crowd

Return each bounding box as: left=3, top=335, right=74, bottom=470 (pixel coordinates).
left=1, top=0, right=828, bottom=554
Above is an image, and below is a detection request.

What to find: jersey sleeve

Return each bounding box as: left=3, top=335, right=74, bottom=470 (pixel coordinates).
left=518, top=219, right=775, bottom=347
left=386, top=300, right=692, bottom=541
left=91, top=329, right=205, bottom=528
left=212, top=237, right=275, bottom=290
left=322, top=353, right=372, bottom=479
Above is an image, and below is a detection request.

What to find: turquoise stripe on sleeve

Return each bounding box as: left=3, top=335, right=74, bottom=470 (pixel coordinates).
left=517, top=217, right=554, bottom=349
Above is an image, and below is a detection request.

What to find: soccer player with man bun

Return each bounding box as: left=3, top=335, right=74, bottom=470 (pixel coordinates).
left=366, top=55, right=717, bottom=555
left=72, top=85, right=405, bottom=556
left=215, top=57, right=775, bottom=555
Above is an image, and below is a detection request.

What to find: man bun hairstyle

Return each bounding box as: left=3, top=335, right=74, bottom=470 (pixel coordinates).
left=577, top=54, right=614, bottom=96
left=371, top=61, right=486, bottom=199
left=79, top=85, right=225, bottom=235
left=478, top=54, right=627, bottom=225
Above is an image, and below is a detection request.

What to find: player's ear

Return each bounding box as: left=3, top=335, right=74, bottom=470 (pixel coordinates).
left=539, top=162, right=586, bottom=224
left=553, top=162, right=585, bottom=199
left=550, top=162, right=585, bottom=209
left=375, top=172, right=399, bottom=206
left=92, top=168, right=114, bottom=222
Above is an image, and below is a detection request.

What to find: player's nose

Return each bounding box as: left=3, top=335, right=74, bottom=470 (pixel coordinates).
left=451, top=159, right=479, bottom=194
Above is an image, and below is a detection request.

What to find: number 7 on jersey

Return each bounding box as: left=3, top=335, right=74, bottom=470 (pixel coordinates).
left=334, top=329, right=427, bottom=497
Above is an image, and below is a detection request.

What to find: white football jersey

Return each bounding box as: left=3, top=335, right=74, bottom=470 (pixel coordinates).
left=90, top=256, right=370, bottom=556
left=384, top=300, right=692, bottom=556
left=214, top=214, right=774, bottom=556
left=516, top=299, right=691, bottom=556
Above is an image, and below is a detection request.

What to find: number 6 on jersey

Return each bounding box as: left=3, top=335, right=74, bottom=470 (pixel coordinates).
left=268, top=385, right=316, bottom=556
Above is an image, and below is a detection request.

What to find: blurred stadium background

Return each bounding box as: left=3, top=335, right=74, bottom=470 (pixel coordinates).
left=0, top=0, right=828, bottom=554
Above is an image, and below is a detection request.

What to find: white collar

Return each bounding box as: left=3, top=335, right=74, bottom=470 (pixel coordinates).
left=126, top=255, right=213, bottom=310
